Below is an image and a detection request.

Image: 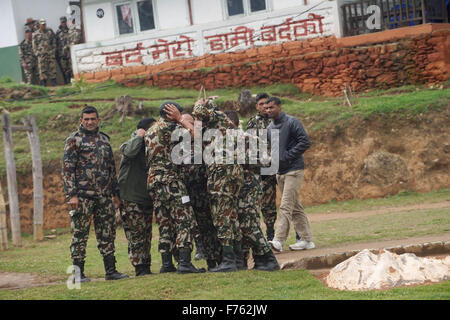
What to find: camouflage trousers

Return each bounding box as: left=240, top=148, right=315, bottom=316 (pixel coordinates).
left=149, top=179, right=197, bottom=253
left=206, top=164, right=244, bottom=247
left=37, top=54, right=57, bottom=81
left=120, top=200, right=153, bottom=267
left=59, top=56, right=73, bottom=79
left=238, top=171, right=272, bottom=257
left=185, top=165, right=221, bottom=262
left=261, top=175, right=277, bottom=230
left=23, top=64, right=38, bottom=84
left=70, top=196, right=116, bottom=261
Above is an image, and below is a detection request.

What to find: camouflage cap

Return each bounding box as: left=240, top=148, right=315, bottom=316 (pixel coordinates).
left=60, top=16, right=67, bottom=22
left=39, top=18, right=46, bottom=25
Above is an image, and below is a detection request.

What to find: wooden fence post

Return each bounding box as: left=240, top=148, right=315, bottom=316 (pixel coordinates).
left=0, top=178, right=8, bottom=250
left=22, top=116, right=44, bottom=241
left=1, top=113, right=21, bottom=247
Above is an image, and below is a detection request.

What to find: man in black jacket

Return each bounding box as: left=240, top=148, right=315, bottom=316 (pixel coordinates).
left=265, top=97, right=315, bottom=252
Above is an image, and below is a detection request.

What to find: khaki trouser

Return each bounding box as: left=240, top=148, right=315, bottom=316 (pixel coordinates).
left=274, top=169, right=312, bottom=244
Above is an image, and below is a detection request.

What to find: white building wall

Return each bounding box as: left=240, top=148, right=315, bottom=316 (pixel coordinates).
left=191, top=0, right=223, bottom=25
left=83, top=1, right=115, bottom=42
left=0, top=0, right=19, bottom=48
left=155, top=0, right=190, bottom=29
left=72, top=0, right=342, bottom=74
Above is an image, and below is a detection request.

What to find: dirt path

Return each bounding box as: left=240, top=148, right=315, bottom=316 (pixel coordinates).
left=272, top=233, right=450, bottom=267
left=307, top=201, right=450, bottom=222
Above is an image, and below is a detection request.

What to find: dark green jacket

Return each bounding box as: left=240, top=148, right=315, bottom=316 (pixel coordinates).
left=117, top=131, right=152, bottom=206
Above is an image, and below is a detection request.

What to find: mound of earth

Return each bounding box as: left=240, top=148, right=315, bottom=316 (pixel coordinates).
left=0, top=86, right=44, bottom=100
left=325, top=249, right=450, bottom=291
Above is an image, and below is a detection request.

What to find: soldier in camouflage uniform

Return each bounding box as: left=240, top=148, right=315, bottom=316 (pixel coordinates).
left=246, top=93, right=278, bottom=241
left=145, top=102, right=205, bottom=274
left=164, top=109, right=223, bottom=269
left=32, top=19, right=57, bottom=86
left=225, top=110, right=280, bottom=272
left=19, top=28, right=38, bottom=84
left=24, top=18, right=37, bottom=33
left=62, top=106, right=128, bottom=282
left=68, top=18, right=83, bottom=46
left=118, top=118, right=156, bottom=276
left=191, top=98, right=244, bottom=272
left=56, top=17, right=72, bottom=84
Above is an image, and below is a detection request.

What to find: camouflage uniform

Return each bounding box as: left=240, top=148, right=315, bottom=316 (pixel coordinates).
left=192, top=100, right=244, bottom=247
left=120, top=200, right=153, bottom=267
left=32, top=27, right=57, bottom=83
left=62, top=125, right=120, bottom=261
left=145, top=118, right=197, bottom=254
left=68, top=26, right=82, bottom=46
left=18, top=38, right=37, bottom=84
left=183, top=162, right=222, bottom=263
left=246, top=113, right=277, bottom=234
left=56, top=24, right=73, bottom=82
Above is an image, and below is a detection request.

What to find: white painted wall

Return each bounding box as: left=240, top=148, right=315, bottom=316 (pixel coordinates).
left=191, top=0, right=223, bottom=25
left=11, top=0, right=72, bottom=44
left=0, top=0, right=19, bottom=47
left=272, top=0, right=305, bottom=11
left=155, top=0, right=190, bottom=29
left=83, top=1, right=115, bottom=42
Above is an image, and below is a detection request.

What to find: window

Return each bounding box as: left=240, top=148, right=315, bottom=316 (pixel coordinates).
left=225, top=0, right=267, bottom=17
left=137, top=0, right=155, bottom=31
left=116, top=3, right=134, bottom=35
left=115, top=0, right=156, bottom=36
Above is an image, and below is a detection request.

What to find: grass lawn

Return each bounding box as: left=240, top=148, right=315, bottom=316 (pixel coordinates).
left=0, top=188, right=448, bottom=300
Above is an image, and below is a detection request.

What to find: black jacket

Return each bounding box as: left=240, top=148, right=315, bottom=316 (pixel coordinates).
left=268, top=112, right=310, bottom=175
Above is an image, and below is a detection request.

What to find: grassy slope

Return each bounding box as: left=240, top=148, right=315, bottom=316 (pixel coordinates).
left=1, top=81, right=449, bottom=175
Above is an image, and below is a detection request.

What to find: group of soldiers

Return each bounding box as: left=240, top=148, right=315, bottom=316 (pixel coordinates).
left=62, top=93, right=283, bottom=281
left=18, top=16, right=82, bottom=86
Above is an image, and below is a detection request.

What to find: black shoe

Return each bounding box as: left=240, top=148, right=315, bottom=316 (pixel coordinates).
left=206, top=259, right=217, bottom=271
left=160, top=252, right=177, bottom=273
left=209, top=246, right=237, bottom=273
left=73, top=259, right=90, bottom=283
left=253, top=250, right=280, bottom=272
left=266, top=226, right=275, bottom=241
left=103, top=255, right=129, bottom=280
left=194, top=238, right=205, bottom=261
left=177, top=248, right=206, bottom=274
left=233, top=241, right=247, bottom=271
left=135, top=264, right=152, bottom=276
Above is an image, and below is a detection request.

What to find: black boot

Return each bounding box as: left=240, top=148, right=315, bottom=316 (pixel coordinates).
left=177, top=248, right=206, bottom=274
left=135, top=264, right=152, bottom=276
left=73, top=259, right=90, bottom=283
left=209, top=246, right=237, bottom=273
left=266, top=226, right=275, bottom=241
left=194, top=238, right=205, bottom=261
left=160, top=252, right=177, bottom=273
left=206, top=259, right=217, bottom=271
left=233, top=241, right=247, bottom=271
left=50, top=78, right=57, bottom=87
left=40, top=80, right=46, bottom=87
left=103, top=255, right=129, bottom=280
left=253, top=250, right=280, bottom=272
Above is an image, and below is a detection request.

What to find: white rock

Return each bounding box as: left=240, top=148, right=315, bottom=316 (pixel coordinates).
left=326, top=249, right=450, bottom=291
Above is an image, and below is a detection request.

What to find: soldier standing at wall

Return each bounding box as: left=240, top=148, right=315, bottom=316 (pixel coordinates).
left=62, top=106, right=129, bottom=282
left=118, top=118, right=156, bottom=277
left=145, top=102, right=205, bottom=274
left=68, top=17, right=83, bottom=46
left=32, top=19, right=58, bottom=87
left=24, top=18, right=37, bottom=33
left=18, top=28, right=38, bottom=84
left=56, top=17, right=72, bottom=84
left=192, top=98, right=244, bottom=272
